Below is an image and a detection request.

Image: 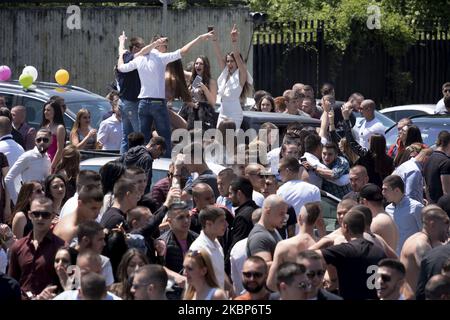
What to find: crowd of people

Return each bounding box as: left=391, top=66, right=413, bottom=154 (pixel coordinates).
left=0, top=24, right=450, bottom=301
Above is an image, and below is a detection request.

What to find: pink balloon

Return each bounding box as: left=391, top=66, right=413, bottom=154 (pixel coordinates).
left=0, top=66, right=12, bottom=81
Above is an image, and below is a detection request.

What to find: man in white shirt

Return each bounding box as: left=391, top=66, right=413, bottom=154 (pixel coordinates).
left=189, top=205, right=228, bottom=289
left=0, top=116, right=24, bottom=167
left=117, top=31, right=212, bottom=157
left=276, top=156, right=321, bottom=222
left=5, top=128, right=52, bottom=204
left=353, top=100, right=385, bottom=149
left=97, top=112, right=122, bottom=150
left=244, top=164, right=265, bottom=207
left=434, top=82, right=450, bottom=114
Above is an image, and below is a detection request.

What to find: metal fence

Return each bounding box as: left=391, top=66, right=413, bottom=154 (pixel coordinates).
left=253, top=20, right=450, bottom=106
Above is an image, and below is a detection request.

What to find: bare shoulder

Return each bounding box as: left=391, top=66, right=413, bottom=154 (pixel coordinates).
left=213, top=288, right=229, bottom=300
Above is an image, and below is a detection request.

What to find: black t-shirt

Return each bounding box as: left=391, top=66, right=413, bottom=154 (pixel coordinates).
left=247, top=223, right=282, bottom=257
left=0, top=273, right=21, bottom=301
left=332, top=103, right=356, bottom=139
left=100, top=207, right=127, bottom=230
left=423, top=150, right=450, bottom=203
left=321, top=237, right=387, bottom=300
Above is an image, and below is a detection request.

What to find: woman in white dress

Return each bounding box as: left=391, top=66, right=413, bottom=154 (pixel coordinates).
left=212, top=24, right=253, bottom=129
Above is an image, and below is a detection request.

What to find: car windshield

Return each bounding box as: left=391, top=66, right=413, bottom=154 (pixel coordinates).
left=385, top=119, right=450, bottom=147
left=66, top=100, right=112, bottom=129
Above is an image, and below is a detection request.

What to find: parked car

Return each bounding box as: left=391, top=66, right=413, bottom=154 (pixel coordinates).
left=380, top=104, right=435, bottom=122
left=0, top=80, right=112, bottom=131
left=385, top=114, right=450, bottom=148
left=80, top=155, right=340, bottom=232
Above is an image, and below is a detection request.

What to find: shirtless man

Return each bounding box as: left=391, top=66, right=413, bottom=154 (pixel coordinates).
left=267, top=202, right=322, bottom=291
left=400, top=205, right=449, bottom=295
left=309, top=199, right=357, bottom=249
left=359, top=183, right=399, bottom=250
left=53, top=185, right=104, bottom=243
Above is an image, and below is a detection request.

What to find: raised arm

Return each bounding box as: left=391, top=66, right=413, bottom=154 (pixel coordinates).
left=211, top=30, right=225, bottom=70
left=342, top=103, right=369, bottom=158
left=180, top=31, right=213, bottom=57
left=230, top=24, right=248, bottom=88
left=134, top=37, right=167, bottom=58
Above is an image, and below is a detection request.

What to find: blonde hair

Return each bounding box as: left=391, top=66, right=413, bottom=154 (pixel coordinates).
left=183, top=249, right=219, bottom=300
left=70, top=108, right=90, bottom=140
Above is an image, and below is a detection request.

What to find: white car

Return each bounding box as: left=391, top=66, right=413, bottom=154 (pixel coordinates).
left=80, top=156, right=172, bottom=188
left=380, top=104, right=435, bottom=122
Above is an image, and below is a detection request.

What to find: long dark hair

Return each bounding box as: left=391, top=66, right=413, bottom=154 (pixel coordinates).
left=369, top=134, right=393, bottom=179
left=226, top=52, right=253, bottom=101
left=44, top=174, right=67, bottom=202
left=189, top=55, right=212, bottom=90
left=41, top=100, right=65, bottom=128
left=99, top=161, right=126, bottom=194
left=256, top=95, right=275, bottom=112
left=115, top=248, right=149, bottom=300
left=166, top=59, right=191, bottom=102
left=11, top=181, right=42, bottom=224
left=404, top=125, right=423, bottom=146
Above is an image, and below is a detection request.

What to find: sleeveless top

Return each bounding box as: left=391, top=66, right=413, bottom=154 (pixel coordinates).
left=77, top=130, right=97, bottom=150
left=47, top=133, right=58, bottom=161
left=204, top=287, right=216, bottom=301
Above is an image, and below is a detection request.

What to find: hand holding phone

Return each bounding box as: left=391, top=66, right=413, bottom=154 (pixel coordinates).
left=192, top=75, right=203, bottom=88
left=208, top=25, right=214, bottom=32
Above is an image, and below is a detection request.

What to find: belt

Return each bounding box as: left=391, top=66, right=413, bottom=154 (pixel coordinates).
left=142, top=97, right=165, bottom=104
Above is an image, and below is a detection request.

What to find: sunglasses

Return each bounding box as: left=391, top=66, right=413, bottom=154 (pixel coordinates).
left=36, top=137, right=50, bottom=143
left=298, top=281, right=312, bottom=290
left=30, top=211, right=52, bottom=219
left=379, top=274, right=391, bottom=283
left=242, top=271, right=263, bottom=279
left=306, top=269, right=326, bottom=279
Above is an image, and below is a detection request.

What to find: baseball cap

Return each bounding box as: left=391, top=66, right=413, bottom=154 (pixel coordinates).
left=359, top=183, right=383, bottom=201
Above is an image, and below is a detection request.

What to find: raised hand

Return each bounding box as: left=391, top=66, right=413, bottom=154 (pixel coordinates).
left=230, top=24, right=239, bottom=43
left=119, top=30, right=127, bottom=44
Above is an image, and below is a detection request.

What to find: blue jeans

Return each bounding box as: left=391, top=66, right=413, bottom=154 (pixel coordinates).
left=119, top=98, right=140, bottom=154
left=138, top=98, right=172, bottom=158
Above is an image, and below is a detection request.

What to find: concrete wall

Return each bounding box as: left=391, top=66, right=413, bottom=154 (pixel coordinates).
left=0, top=6, right=252, bottom=95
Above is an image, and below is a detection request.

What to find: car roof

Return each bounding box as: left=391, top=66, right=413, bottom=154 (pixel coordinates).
left=80, top=156, right=173, bottom=170
left=242, top=111, right=320, bottom=126
left=0, top=80, right=106, bottom=103
left=380, top=104, right=436, bottom=113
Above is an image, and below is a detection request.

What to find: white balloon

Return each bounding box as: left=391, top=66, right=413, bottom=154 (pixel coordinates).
left=22, top=66, right=38, bottom=82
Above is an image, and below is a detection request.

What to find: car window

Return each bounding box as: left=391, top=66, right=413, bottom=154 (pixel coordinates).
left=21, top=97, right=46, bottom=129
left=396, top=110, right=427, bottom=120
left=382, top=111, right=395, bottom=121
left=66, top=100, right=112, bottom=129
left=22, top=96, right=75, bottom=131
left=0, top=93, right=15, bottom=108
left=151, top=169, right=168, bottom=190
left=321, top=194, right=338, bottom=233
left=385, top=120, right=450, bottom=148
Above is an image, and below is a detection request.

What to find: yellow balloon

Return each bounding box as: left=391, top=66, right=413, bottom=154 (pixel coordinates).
left=55, top=69, right=70, bottom=85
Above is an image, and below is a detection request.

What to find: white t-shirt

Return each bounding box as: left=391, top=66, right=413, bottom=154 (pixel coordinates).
left=357, top=118, right=386, bottom=150
left=276, top=180, right=321, bottom=216
left=230, top=238, right=248, bottom=296
left=59, top=194, right=78, bottom=219
left=53, top=290, right=122, bottom=300
left=118, top=49, right=181, bottom=99
left=97, top=114, right=122, bottom=150
left=435, top=98, right=447, bottom=114
left=189, top=231, right=225, bottom=289
left=267, top=147, right=281, bottom=176
left=252, top=190, right=265, bottom=207
left=100, top=255, right=114, bottom=287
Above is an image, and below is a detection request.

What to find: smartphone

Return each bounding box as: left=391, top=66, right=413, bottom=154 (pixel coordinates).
left=192, top=75, right=202, bottom=88
left=300, top=157, right=307, bottom=162
left=207, top=25, right=214, bottom=32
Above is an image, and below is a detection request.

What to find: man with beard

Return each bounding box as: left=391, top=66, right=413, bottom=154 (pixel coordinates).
left=5, top=128, right=52, bottom=204
left=235, top=256, right=270, bottom=300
